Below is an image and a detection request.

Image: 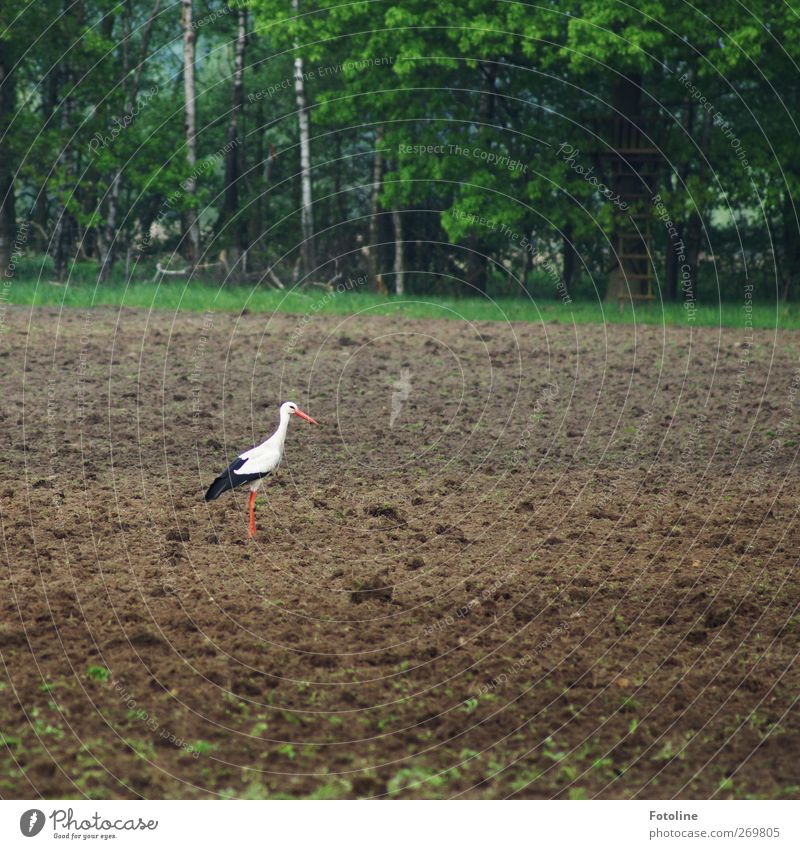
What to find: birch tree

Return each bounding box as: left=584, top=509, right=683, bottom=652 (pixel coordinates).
left=181, top=0, right=199, bottom=265
left=292, top=0, right=314, bottom=278
left=367, top=126, right=384, bottom=290
left=392, top=209, right=404, bottom=295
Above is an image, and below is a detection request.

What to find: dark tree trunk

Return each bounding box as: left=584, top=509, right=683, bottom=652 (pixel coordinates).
left=664, top=95, right=695, bottom=301
left=464, top=242, right=487, bottom=294
left=663, top=89, right=712, bottom=304
left=478, top=61, right=496, bottom=125
left=562, top=223, right=577, bottom=288
left=605, top=72, right=643, bottom=305
left=781, top=189, right=800, bottom=301
left=248, top=90, right=266, bottom=255
left=52, top=212, right=76, bottom=282
left=335, top=132, right=346, bottom=229
left=682, top=215, right=702, bottom=299
left=462, top=62, right=496, bottom=296
left=95, top=7, right=123, bottom=282
left=367, top=126, right=384, bottom=290
left=97, top=0, right=161, bottom=281
left=0, top=174, right=16, bottom=281
left=0, top=47, right=18, bottom=277
left=681, top=110, right=713, bottom=300
left=30, top=67, right=60, bottom=253
left=30, top=195, right=48, bottom=253
left=51, top=82, right=75, bottom=282
left=665, top=229, right=679, bottom=301
left=521, top=230, right=534, bottom=295
left=220, top=6, right=247, bottom=268
left=96, top=172, right=120, bottom=282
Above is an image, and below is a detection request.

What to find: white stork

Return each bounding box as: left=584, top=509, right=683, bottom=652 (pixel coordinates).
left=205, top=401, right=319, bottom=538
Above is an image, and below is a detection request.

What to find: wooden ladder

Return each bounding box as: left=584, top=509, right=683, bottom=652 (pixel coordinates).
left=599, top=115, right=662, bottom=310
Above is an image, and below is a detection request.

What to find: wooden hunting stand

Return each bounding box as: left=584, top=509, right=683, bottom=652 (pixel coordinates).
left=602, top=114, right=661, bottom=310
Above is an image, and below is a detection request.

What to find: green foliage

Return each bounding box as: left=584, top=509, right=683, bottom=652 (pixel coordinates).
left=2, top=1, right=799, bottom=301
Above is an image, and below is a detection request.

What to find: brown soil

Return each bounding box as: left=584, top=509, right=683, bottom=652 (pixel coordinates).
left=1, top=305, right=798, bottom=799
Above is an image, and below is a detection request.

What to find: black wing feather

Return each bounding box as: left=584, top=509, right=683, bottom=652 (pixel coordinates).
left=204, top=457, right=270, bottom=501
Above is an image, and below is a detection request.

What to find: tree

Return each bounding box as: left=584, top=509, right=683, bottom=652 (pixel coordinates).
left=96, top=0, right=162, bottom=282
left=291, top=0, right=315, bottom=278
left=392, top=208, right=405, bottom=295
left=367, top=126, right=384, bottom=290
left=0, top=0, right=796, bottom=303
left=0, top=37, right=18, bottom=277
left=181, top=0, right=199, bottom=265
left=219, top=3, right=248, bottom=270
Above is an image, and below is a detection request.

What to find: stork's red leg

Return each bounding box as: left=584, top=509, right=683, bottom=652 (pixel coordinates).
left=248, top=491, right=257, bottom=539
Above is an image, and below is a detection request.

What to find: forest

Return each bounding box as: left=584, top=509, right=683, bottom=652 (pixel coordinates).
left=1, top=1, right=798, bottom=304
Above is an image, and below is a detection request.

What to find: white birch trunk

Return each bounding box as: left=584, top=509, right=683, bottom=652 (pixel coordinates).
left=181, top=0, right=200, bottom=265
left=292, top=0, right=314, bottom=277
left=392, top=209, right=404, bottom=295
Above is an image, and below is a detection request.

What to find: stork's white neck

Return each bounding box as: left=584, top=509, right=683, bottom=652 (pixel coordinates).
left=272, top=408, right=292, bottom=444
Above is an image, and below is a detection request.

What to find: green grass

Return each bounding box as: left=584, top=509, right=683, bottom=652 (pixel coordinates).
left=5, top=278, right=799, bottom=329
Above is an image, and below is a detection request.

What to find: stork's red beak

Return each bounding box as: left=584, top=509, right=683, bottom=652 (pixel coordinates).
left=294, top=408, right=319, bottom=425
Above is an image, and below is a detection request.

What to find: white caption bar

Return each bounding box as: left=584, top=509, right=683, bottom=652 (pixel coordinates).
left=0, top=799, right=797, bottom=848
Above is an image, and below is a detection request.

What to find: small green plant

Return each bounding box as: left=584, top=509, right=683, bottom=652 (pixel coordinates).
left=127, top=708, right=149, bottom=722
left=87, top=665, right=110, bottom=682
left=125, top=738, right=156, bottom=760
left=654, top=740, right=676, bottom=762
left=32, top=718, right=64, bottom=740
left=387, top=765, right=447, bottom=795
left=0, top=732, right=21, bottom=749
left=543, top=736, right=567, bottom=762
left=308, top=778, right=352, bottom=799
left=193, top=740, right=215, bottom=756
left=236, top=782, right=271, bottom=800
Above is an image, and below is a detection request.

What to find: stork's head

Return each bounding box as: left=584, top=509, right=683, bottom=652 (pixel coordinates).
left=281, top=400, right=319, bottom=425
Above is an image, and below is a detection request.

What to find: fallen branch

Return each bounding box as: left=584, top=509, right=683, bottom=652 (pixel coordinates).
left=267, top=267, right=285, bottom=289
left=152, top=259, right=225, bottom=281
left=153, top=262, right=188, bottom=281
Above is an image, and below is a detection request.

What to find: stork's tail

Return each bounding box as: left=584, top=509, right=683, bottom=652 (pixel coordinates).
left=205, top=470, right=236, bottom=501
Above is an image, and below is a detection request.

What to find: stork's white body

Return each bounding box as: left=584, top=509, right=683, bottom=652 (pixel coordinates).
left=234, top=405, right=294, bottom=489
